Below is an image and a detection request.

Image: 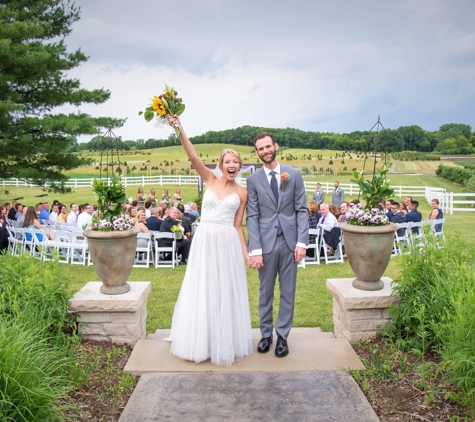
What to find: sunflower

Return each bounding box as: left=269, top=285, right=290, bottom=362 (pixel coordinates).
left=152, top=96, right=166, bottom=116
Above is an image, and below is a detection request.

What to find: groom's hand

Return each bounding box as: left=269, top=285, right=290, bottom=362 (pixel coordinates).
left=294, top=246, right=306, bottom=262
left=250, top=255, right=263, bottom=269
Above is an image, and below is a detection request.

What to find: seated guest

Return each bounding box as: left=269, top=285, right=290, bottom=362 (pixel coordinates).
left=56, top=204, right=67, bottom=223
left=404, top=196, right=413, bottom=207
left=144, top=201, right=153, bottom=218
left=14, top=203, right=23, bottom=220
left=49, top=204, right=59, bottom=223
left=390, top=202, right=406, bottom=236
left=189, top=202, right=200, bottom=218
left=67, top=203, right=78, bottom=224
left=146, top=208, right=163, bottom=231
left=39, top=201, right=50, bottom=221
left=349, top=199, right=360, bottom=208
left=23, top=206, right=55, bottom=240
left=77, top=204, right=93, bottom=229
left=425, top=198, right=444, bottom=232
left=16, top=205, right=27, bottom=227
left=338, top=201, right=350, bottom=223
left=406, top=200, right=422, bottom=233
left=306, top=201, right=320, bottom=257
left=135, top=210, right=150, bottom=248
left=399, top=202, right=408, bottom=215
left=177, top=204, right=192, bottom=234
left=158, top=207, right=190, bottom=265
left=317, top=204, right=340, bottom=255
left=183, top=204, right=197, bottom=223
left=385, top=199, right=394, bottom=219
left=0, top=206, right=7, bottom=228
left=7, top=201, right=17, bottom=221
left=329, top=204, right=340, bottom=219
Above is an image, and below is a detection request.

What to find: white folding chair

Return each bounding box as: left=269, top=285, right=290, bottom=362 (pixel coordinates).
left=34, top=229, right=57, bottom=261
left=408, top=221, right=425, bottom=248
left=68, top=231, right=88, bottom=265
left=153, top=232, right=178, bottom=268
left=428, top=218, right=446, bottom=248
left=319, top=228, right=344, bottom=264
left=55, top=230, right=71, bottom=263
left=394, top=222, right=411, bottom=255
left=304, top=228, right=320, bottom=265
left=22, top=228, right=39, bottom=256
left=6, top=226, right=21, bottom=255
left=134, top=232, right=153, bottom=268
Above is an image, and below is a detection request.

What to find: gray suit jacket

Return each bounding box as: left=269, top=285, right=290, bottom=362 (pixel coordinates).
left=246, top=165, right=308, bottom=255
left=331, top=188, right=345, bottom=207
left=312, top=189, right=325, bottom=205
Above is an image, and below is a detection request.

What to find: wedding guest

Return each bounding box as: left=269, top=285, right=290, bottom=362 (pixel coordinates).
left=331, top=181, right=345, bottom=207
left=306, top=201, right=320, bottom=257
left=67, top=203, right=78, bottom=224
left=425, top=198, right=444, bottom=232
left=146, top=208, right=163, bottom=231
left=23, top=206, right=54, bottom=240
left=173, top=187, right=182, bottom=202
left=7, top=201, right=17, bottom=221
left=406, top=200, right=422, bottom=233
left=312, top=183, right=325, bottom=205
left=399, top=202, right=408, bottom=215
left=390, top=202, right=406, bottom=237
left=161, top=188, right=171, bottom=208
left=49, top=204, right=59, bottom=223
left=57, top=204, right=67, bottom=223
left=183, top=204, right=196, bottom=223
left=145, top=201, right=153, bottom=218
left=338, top=201, right=350, bottom=223
left=39, top=201, right=50, bottom=221
left=77, top=204, right=93, bottom=229
left=329, top=203, right=340, bottom=219
left=158, top=207, right=190, bottom=265
left=136, top=187, right=146, bottom=208
left=147, top=188, right=158, bottom=206
left=135, top=210, right=150, bottom=248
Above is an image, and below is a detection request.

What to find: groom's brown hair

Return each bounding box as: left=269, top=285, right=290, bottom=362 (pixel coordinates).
left=253, top=132, right=275, bottom=147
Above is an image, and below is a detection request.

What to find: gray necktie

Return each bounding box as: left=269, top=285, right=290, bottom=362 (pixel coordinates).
left=269, top=171, right=279, bottom=202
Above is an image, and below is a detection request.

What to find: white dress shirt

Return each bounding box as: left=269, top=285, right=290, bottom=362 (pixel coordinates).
left=317, top=212, right=339, bottom=232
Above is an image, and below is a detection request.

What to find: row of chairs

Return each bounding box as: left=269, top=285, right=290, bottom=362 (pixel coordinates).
left=391, top=218, right=446, bottom=256
left=299, top=218, right=446, bottom=268
left=5, top=227, right=182, bottom=269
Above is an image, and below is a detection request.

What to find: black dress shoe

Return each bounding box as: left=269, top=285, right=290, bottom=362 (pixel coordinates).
left=257, top=336, right=273, bottom=353
left=275, top=336, right=289, bottom=357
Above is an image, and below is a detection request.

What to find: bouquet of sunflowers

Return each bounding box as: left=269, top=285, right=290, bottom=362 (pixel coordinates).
left=139, top=84, right=185, bottom=136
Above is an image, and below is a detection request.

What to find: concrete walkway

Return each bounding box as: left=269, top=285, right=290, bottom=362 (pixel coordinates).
left=119, top=328, right=379, bottom=421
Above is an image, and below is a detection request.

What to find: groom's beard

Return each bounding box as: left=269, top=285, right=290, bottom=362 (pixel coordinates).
left=258, top=149, right=277, bottom=164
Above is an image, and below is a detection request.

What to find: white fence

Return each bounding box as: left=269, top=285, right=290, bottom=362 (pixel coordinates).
left=1, top=176, right=473, bottom=214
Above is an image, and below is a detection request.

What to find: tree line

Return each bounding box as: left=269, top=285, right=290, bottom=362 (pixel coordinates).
left=73, top=123, right=475, bottom=155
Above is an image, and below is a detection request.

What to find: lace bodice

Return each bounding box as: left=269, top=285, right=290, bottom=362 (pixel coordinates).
left=200, top=190, right=240, bottom=226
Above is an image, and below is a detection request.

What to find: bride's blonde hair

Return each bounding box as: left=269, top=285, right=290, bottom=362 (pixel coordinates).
left=219, top=149, right=242, bottom=172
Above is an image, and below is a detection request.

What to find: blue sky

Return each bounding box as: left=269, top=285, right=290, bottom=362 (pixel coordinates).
left=62, top=0, right=475, bottom=141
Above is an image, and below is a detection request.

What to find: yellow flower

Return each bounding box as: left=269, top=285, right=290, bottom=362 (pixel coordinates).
left=152, top=96, right=166, bottom=116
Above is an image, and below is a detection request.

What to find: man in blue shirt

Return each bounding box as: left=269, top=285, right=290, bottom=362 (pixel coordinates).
left=406, top=200, right=422, bottom=233
left=39, top=201, right=50, bottom=221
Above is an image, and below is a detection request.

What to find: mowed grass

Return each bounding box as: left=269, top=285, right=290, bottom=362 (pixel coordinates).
left=395, top=160, right=460, bottom=173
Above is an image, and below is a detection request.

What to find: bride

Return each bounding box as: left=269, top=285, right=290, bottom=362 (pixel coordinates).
left=165, top=114, right=253, bottom=366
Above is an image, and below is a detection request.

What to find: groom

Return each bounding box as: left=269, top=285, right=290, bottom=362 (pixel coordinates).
left=247, top=133, right=308, bottom=357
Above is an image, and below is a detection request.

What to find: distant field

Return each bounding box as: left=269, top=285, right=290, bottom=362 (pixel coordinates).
left=71, top=145, right=377, bottom=178
left=395, top=160, right=460, bottom=173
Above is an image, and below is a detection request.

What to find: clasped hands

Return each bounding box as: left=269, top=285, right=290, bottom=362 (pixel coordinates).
left=247, top=247, right=306, bottom=270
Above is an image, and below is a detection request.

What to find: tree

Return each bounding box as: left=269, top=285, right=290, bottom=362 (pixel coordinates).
left=439, top=123, right=472, bottom=141
left=0, top=0, right=124, bottom=190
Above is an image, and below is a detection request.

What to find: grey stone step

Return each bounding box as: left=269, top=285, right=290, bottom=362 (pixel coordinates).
left=124, top=328, right=364, bottom=375
left=119, top=371, right=380, bottom=422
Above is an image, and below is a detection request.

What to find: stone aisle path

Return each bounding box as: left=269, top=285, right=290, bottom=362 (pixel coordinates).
left=119, top=328, right=380, bottom=421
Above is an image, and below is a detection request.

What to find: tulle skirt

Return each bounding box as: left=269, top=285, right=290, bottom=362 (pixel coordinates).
left=167, top=221, right=253, bottom=366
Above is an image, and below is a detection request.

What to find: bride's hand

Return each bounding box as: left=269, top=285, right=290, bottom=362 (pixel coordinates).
left=166, top=114, right=180, bottom=128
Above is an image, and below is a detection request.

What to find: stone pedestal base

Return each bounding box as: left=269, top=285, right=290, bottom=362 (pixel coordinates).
left=326, top=277, right=400, bottom=344
left=68, top=282, right=151, bottom=347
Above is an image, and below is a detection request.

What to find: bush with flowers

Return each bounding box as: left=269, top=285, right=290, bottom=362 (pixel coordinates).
left=346, top=162, right=394, bottom=226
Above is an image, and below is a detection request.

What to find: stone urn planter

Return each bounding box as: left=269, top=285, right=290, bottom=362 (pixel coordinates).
left=340, top=222, right=397, bottom=291
left=84, top=227, right=140, bottom=295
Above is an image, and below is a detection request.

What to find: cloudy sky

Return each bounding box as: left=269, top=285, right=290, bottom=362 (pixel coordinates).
left=62, top=0, right=475, bottom=141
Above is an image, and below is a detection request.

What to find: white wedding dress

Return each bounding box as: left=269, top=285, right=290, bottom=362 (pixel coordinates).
left=166, top=190, right=253, bottom=366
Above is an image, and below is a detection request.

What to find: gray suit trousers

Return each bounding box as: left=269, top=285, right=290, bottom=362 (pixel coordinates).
left=258, top=234, right=297, bottom=339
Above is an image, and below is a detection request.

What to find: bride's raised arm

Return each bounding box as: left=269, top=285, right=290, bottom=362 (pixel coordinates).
left=166, top=115, right=214, bottom=183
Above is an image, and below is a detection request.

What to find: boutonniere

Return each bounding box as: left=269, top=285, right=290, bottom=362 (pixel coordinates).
left=281, top=172, right=289, bottom=191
